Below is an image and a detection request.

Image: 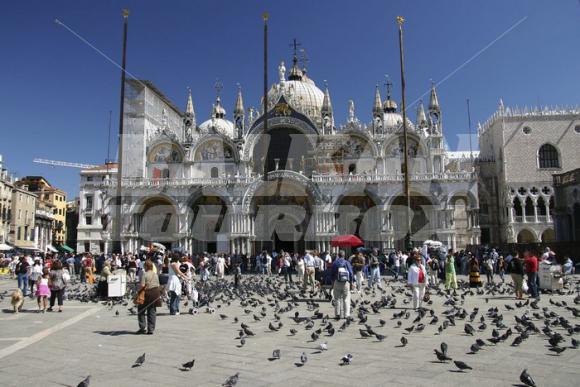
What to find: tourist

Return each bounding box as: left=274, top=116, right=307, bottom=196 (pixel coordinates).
left=563, top=256, right=575, bottom=275
left=497, top=255, right=506, bottom=282
left=427, top=256, right=439, bottom=286
left=331, top=251, right=353, bottom=319
left=407, top=253, right=428, bottom=310
left=393, top=251, right=401, bottom=280
left=508, top=252, right=525, bottom=299
left=468, top=256, right=481, bottom=288
left=303, top=251, right=316, bottom=291
left=97, top=261, right=111, bottom=300
left=36, top=267, right=50, bottom=313
left=524, top=249, right=540, bottom=299
left=295, top=254, right=305, bottom=284
left=48, top=260, right=66, bottom=312
left=234, top=263, right=242, bottom=287
left=15, top=256, right=30, bottom=297
left=282, top=252, right=293, bottom=283
left=351, top=252, right=365, bottom=293
left=136, top=260, right=161, bottom=335
left=216, top=254, right=226, bottom=279
left=128, top=257, right=138, bottom=282
left=29, top=258, right=43, bottom=297
left=66, top=254, right=76, bottom=280
left=444, top=252, right=457, bottom=290
left=484, top=254, right=495, bottom=284
left=368, top=253, right=381, bottom=289
left=167, top=255, right=188, bottom=315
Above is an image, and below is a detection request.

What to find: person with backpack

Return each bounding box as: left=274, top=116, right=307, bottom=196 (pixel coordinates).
left=331, top=251, right=353, bottom=319
left=368, top=254, right=382, bottom=289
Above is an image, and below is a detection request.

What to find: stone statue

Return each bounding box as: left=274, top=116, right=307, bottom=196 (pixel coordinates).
left=348, top=99, right=355, bottom=122
left=248, top=107, right=255, bottom=124
left=506, top=225, right=514, bottom=242
left=278, top=61, right=286, bottom=82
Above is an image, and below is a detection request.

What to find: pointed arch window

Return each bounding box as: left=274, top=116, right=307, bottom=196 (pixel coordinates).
left=538, top=144, right=560, bottom=169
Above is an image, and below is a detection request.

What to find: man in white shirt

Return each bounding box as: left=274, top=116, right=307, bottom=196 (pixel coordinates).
left=303, top=251, right=316, bottom=291
left=265, top=253, right=272, bottom=276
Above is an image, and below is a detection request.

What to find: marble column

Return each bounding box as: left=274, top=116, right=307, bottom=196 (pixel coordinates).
left=533, top=199, right=538, bottom=223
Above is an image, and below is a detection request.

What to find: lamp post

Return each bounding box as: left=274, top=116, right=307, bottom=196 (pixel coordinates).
left=396, top=16, right=413, bottom=251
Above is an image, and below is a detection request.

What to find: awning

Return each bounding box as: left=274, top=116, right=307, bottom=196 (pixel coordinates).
left=46, top=244, right=58, bottom=253
left=0, top=243, right=14, bottom=251
left=56, top=244, right=75, bottom=253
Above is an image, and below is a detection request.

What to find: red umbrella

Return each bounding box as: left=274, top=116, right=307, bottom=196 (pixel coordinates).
left=330, top=235, right=364, bottom=248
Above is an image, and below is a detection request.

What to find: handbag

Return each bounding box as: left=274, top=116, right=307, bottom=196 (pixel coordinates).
left=133, top=288, right=145, bottom=305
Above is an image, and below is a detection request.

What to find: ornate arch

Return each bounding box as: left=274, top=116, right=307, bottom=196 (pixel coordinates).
left=191, top=134, right=239, bottom=163
left=337, top=129, right=379, bottom=158
left=241, top=171, right=324, bottom=213
left=147, top=140, right=185, bottom=164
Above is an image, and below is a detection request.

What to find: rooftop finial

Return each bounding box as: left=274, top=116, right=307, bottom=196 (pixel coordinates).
left=300, top=48, right=309, bottom=74
left=384, top=74, right=393, bottom=100
left=288, top=39, right=303, bottom=80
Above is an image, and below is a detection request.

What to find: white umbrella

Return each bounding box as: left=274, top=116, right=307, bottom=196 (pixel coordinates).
left=0, top=243, right=13, bottom=251
left=151, top=242, right=166, bottom=251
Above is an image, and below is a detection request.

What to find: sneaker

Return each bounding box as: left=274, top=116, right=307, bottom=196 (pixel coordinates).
left=175, top=312, right=180, bottom=315
left=146, top=331, right=154, bottom=335
left=136, top=329, right=146, bottom=335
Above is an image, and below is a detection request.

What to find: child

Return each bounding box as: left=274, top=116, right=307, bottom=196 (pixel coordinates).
left=36, top=268, right=51, bottom=313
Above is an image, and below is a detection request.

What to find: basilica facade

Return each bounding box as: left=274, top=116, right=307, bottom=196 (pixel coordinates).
left=79, top=55, right=480, bottom=255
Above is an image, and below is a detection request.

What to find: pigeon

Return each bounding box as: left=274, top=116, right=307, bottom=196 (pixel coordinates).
left=400, top=336, right=408, bottom=347
left=520, top=369, right=537, bottom=387
left=239, top=338, right=246, bottom=347
left=269, top=322, right=279, bottom=331
left=319, top=342, right=328, bottom=351
left=453, top=360, right=472, bottom=371
left=115, top=309, right=119, bottom=316
left=469, top=344, right=480, bottom=354
left=219, top=314, right=228, bottom=320
left=359, top=329, right=371, bottom=338
left=311, top=332, right=319, bottom=341
left=272, top=349, right=281, bottom=359
left=77, top=375, right=91, bottom=387
left=441, top=342, right=448, bottom=356
left=340, top=353, right=353, bottom=365
left=571, top=338, right=579, bottom=349
left=181, top=359, right=195, bottom=371
left=222, top=372, right=239, bottom=387
left=548, top=346, right=566, bottom=355
left=132, top=353, right=146, bottom=368
left=375, top=333, right=386, bottom=342
left=300, top=352, right=307, bottom=365
left=404, top=325, right=415, bottom=334
left=464, top=323, right=475, bottom=336
left=289, top=328, right=297, bottom=336
left=434, top=349, right=452, bottom=362
left=379, top=319, right=386, bottom=327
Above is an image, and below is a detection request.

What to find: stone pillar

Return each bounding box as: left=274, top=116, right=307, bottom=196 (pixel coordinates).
left=533, top=198, right=538, bottom=223
left=545, top=201, right=551, bottom=223
left=522, top=200, right=527, bottom=223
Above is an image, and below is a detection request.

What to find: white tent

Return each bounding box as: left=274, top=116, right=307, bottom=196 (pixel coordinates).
left=46, top=244, right=58, bottom=253
left=0, top=243, right=13, bottom=251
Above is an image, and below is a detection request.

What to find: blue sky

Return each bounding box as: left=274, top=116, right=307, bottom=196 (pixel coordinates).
left=1, top=0, right=579, bottom=197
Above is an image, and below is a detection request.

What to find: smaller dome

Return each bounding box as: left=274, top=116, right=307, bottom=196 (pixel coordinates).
left=383, top=111, right=414, bottom=130
left=383, top=99, right=398, bottom=111
left=199, top=118, right=235, bottom=139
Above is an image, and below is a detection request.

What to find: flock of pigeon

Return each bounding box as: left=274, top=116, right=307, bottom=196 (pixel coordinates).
left=3, top=272, right=579, bottom=386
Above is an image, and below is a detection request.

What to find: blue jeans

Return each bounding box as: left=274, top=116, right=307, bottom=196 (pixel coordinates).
left=17, top=273, right=28, bottom=296
left=393, top=266, right=400, bottom=280
left=169, top=291, right=180, bottom=315
left=368, top=267, right=381, bottom=288
left=527, top=272, right=539, bottom=298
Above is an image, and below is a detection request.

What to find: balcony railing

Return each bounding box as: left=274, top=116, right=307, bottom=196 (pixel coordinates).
left=311, top=171, right=475, bottom=183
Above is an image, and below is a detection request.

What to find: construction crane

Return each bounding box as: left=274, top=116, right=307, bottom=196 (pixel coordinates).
left=33, top=158, right=99, bottom=169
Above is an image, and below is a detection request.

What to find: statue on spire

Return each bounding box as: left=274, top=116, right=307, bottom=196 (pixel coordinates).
left=278, top=61, right=286, bottom=82
left=348, top=100, right=355, bottom=123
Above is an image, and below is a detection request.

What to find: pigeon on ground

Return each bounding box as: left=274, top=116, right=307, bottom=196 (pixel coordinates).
left=375, top=333, right=386, bottom=342
left=464, top=323, right=475, bottom=336
left=340, top=353, right=353, bottom=365
left=181, top=359, right=195, bottom=371
left=453, top=360, right=472, bottom=371
left=520, top=369, right=536, bottom=387
left=239, top=338, right=246, bottom=347
left=441, top=342, right=448, bottom=355
left=400, top=336, right=408, bottom=347
left=319, top=342, right=328, bottom=351
left=77, top=375, right=91, bottom=387
left=132, top=353, right=146, bottom=368
left=272, top=349, right=281, bottom=359
left=548, top=346, right=566, bottom=355
left=289, top=328, right=297, bottom=336
left=300, top=352, right=307, bottom=365
left=469, top=344, right=481, bottom=354
left=222, top=372, right=239, bottom=387
left=434, top=349, right=452, bottom=362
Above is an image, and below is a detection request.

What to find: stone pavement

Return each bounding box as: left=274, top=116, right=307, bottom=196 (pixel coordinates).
left=0, top=274, right=578, bottom=387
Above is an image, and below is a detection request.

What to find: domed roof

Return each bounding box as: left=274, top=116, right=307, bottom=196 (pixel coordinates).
left=199, top=117, right=235, bottom=139
left=383, top=111, right=414, bottom=130
left=267, top=60, right=325, bottom=125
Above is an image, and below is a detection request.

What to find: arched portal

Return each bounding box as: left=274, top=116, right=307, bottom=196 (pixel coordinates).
left=251, top=178, right=313, bottom=254
left=138, top=197, right=178, bottom=250
left=189, top=195, right=229, bottom=253
left=391, top=194, right=433, bottom=247
left=252, top=127, right=315, bottom=176
left=517, top=229, right=536, bottom=243
left=541, top=228, right=555, bottom=243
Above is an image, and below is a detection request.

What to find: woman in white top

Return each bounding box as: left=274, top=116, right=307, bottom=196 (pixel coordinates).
left=29, top=259, right=43, bottom=296
left=167, top=255, right=187, bottom=315
left=407, top=254, right=429, bottom=310
left=295, top=255, right=305, bottom=284
left=216, top=255, right=226, bottom=279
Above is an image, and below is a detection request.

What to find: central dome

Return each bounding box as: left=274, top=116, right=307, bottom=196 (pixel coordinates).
left=267, top=60, right=325, bottom=125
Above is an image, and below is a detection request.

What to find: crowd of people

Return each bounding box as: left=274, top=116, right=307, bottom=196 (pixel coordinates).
left=0, top=244, right=575, bottom=331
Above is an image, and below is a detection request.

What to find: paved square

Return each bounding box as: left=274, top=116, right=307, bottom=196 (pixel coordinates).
left=0, top=274, right=578, bottom=387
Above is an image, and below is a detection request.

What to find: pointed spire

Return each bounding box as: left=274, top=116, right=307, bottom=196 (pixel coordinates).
left=429, top=81, right=440, bottom=111
left=373, top=84, right=383, bottom=117
left=234, top=84, right=244, bottom=116
left=183, top=87, right=196, bottom=128
left=416, top=100, right=427, bottom=127
left=321, top=81, right=332, bottom=115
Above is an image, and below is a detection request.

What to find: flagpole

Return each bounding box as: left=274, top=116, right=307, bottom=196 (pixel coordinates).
left=397, top=16, right=412, bottom=251
left=260, top=12, right=269, bottom=254
left=113, top=9, right=129, bottom=254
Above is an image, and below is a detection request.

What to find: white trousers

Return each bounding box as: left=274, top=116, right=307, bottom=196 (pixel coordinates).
left=333, top=281, right=351, bottom=318
left=411, top=284, right=426, bottom=310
